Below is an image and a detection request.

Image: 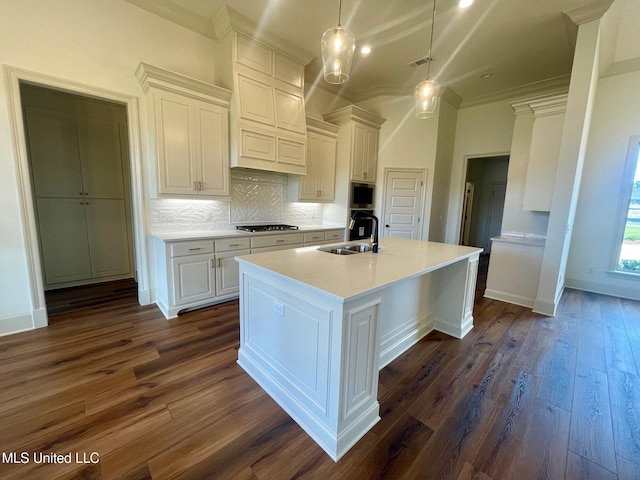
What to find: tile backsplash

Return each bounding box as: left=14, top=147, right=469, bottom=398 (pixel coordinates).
left=150, top=169, right=324, bottom=232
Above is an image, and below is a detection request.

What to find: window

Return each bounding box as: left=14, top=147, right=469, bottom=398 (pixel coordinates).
left=616, top=137, right=640, bottom=274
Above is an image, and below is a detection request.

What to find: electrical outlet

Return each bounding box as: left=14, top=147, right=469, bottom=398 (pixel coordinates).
left=272, top=300, right=284, bottom=317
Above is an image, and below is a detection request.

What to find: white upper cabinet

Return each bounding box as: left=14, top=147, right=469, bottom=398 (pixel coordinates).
left=137, top=63, right=232, bottom=198
left=289, top=117, right=339, bottom=202
left=215, top=30, right=309, bottom=176
left=324, top=105, right=385, bottom=184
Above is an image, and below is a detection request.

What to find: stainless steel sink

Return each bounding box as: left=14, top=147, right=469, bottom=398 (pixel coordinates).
left=321, top=247, right=360, bottom=255
left=317, top=243, right=372, bottom=255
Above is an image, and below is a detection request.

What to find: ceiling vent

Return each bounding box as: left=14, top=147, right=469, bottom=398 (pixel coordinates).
left=409, top=56, right=435, bottom=67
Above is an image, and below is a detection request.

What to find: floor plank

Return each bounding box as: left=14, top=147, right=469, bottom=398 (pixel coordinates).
left=0, top=267, right=639, bottom=479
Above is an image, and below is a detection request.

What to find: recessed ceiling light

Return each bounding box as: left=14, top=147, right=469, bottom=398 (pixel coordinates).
left=480, top=73, right=493, bottom=79
left=360, top=46, right=372, bottom=55
left=459, top=0, right=474, bottom=7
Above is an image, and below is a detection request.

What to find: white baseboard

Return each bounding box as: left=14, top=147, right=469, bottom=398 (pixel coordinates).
left=484, top=288, right=535, bottom=308
left=565, top=277, right=640, bottom=301
left=435, top=314, right=474, bottom=339
left=0, top=309, right=48, bottom=337
left=378, top=312, right=434, bottom=369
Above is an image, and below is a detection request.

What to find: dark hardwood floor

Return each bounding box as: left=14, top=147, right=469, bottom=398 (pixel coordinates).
left=1, top=257, right=640, bottom=479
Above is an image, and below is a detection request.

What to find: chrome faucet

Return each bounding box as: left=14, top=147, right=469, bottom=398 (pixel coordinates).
left=349, top=211, right=379, bottom=253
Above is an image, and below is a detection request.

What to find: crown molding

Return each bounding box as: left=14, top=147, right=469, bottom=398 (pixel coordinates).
left=564, top=0, right=613, bottom=25
left=213, top=5, right=315, bottom=66
left=136, top=63, right=232, bottom=106
left=323, top=105, right=386, bottom=129
left=306, top=117, right=340, bottom=136
left=461, top=75, right=571, bottom=109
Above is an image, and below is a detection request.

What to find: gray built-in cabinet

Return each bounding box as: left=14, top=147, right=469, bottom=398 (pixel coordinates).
left=22, top=84, right=134, bottom=289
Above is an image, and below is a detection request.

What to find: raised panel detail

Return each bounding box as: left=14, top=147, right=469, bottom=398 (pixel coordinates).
left=197, top=104, right=229, bottom=196
left=244, top=278, right=331, bottom=414
left=172, top=254, right=215, bottom=306
left=277, top=138, right=305, bottom=166
left=236, top=75, right=275, bottom=126
left=240, top=129, right=276, bottom=162
left=343, top=302, right=379, bottom=419
left=157, top=94, right=195, bottom=192
left=274, top=89, right=305, bottom=134
left=235, top=35, right=272, bottom=75
left=274, top=53, right=303, bottom=88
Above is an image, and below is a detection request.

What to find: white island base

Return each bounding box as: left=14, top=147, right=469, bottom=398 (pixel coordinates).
left=236, top=238, right=481, bottom=461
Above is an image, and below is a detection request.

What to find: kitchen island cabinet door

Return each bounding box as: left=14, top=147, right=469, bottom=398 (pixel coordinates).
left=172, top=253, right=216, bottom=306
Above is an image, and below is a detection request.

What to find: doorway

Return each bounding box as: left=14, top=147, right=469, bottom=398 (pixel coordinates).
left=460, top=156, right=509, bottom=253
left=20, top=83, right=135, bottom=315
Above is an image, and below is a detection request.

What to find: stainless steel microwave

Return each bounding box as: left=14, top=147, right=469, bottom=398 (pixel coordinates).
left=350, top=183, right=374, bottom=208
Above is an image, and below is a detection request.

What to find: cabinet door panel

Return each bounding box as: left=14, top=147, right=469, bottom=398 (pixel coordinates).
left=25, top=107, right=83, bottom=198
left=77, top=116, right=125, bottom=199
left=273, top=53, right=303, bottom=88
left=236, top=75, right=275, bottom=126
left=364, top=127, right=379, bottom=182
left=350, top=123, right=366, bottom=181
left=299, top=132, right=320, bottom=200
left=172, top=254, right=215, bottom=305
left=216, top=249, right=249, bottom=296
left=36, top=198, right=91, bottom=286
left=85, top=199, right=132, bottom=278
left=156, top=93, right=196, bottom=194
left=197, top=103, right=229, bottom=196
left=274, top=89, right=305, bottom=134
left=317, top=134, right=337, bottom=200
left=235, top=35, right=272, bottom=76
left=277, top=138, right=305, bottom=166
left=240, top=128, right=276, bottom=162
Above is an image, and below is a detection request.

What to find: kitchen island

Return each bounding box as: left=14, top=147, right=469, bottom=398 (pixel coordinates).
left=235, top=237, right=482, bottom=460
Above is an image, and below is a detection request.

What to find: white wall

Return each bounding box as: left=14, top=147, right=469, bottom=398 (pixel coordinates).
left=358, top=95, right=438, bottom=240
left=446, top=101, right=515, bottom=244
left=566, top=68, right=640, bottom=300
left=0, top=0, right=219, bottom=331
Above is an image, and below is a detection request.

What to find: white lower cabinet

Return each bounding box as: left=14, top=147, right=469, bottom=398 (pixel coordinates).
left=173, top=253, right=216, bottom=306
left=153, top=229, right=345, bottom=319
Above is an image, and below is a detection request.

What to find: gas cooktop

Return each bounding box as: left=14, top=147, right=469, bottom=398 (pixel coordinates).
left=235, top=224, right=299, bottom=233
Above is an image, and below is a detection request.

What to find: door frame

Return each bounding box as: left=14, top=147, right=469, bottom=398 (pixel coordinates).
left=4, top=65, right=150, bottom=328
left=379, top=167, right=427, bottom=240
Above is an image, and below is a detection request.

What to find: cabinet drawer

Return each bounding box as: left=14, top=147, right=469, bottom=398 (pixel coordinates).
left=325, top=230, right=345, bottom=242
left=215, top=237, right=251, bottom=252
left=170, top=240, right=214, bottom=257
left=303, top=232, right=325, bottom=244
left=251, top=233, right=304, bottom=249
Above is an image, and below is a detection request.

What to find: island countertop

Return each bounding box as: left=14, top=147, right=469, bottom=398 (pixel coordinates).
left=235, top=237, right=482, bottom=302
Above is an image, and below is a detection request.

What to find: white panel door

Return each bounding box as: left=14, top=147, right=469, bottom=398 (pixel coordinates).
left=215, top=249, right=250, bottom=296
left=382, top=170, right=425, bottom=239
left=156, top=92, right=196, bottom=194
left=172, top=254, right=215, bottom=305
left=196, top=102, right=229, bottom=196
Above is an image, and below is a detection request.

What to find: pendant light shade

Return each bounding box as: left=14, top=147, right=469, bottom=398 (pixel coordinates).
left=414, top=0, right=440, bottom=118
left=321, top=0, right=355, bottom=84
left=414, top=78, right=440, bottom=118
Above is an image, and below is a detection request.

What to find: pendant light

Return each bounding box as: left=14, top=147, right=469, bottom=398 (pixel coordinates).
left=415, top=0, right=441, bottom=118
left=321, top=0, right=355, bottom=84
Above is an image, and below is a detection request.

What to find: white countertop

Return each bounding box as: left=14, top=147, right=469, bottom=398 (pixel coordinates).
left=236, top=237, right=483, bottom=302
left=152, top=225, right=344, bottom=242
left=490, top=233, right=545, bottom=247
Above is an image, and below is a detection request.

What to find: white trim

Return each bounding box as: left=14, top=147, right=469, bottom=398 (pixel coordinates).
left=484, top=288, right=535, bottom=309
left=0, top=311, right=45, bottom=337
left=2, top=65, right=152, bottom=334
left=566, top=277, right=640, bottom=301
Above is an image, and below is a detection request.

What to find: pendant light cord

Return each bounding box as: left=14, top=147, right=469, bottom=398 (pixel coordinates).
left=337, top=0, right=343, bottom=26
left=427, top=0, right=436, bottom=79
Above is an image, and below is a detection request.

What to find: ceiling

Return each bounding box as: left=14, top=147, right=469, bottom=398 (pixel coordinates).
left=125, top=0, right=615, bottom=104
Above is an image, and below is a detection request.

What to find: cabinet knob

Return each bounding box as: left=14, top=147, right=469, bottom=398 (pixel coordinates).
left=385, top=224, right=390, bottom=228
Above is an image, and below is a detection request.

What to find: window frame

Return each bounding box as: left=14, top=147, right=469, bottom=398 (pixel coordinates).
left=611, top=135, right=640, bottom=277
